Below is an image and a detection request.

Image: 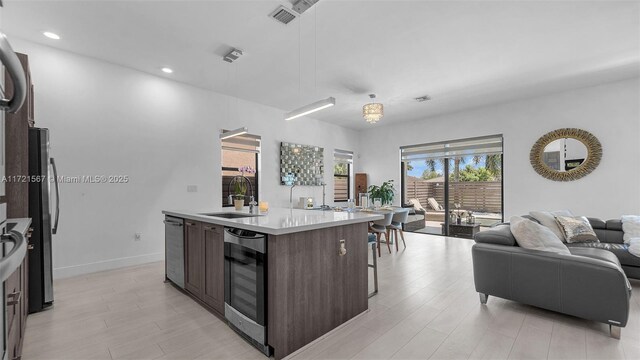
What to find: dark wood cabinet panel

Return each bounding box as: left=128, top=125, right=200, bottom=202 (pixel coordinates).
left=184, top=220, right=225, bottom=316
left=2, top=52, right=33, bottom=360
left=5, top=254, right=28, bottom=360
left=5, top=53, right=33, bottom=219
left=5, top=266, right=19, bottom=334
left=267, top=223, right=368, bottom=360
left=7, top=313, right=20, bottom=360
left=202, top=224, right=224, bottom=314
left=184, top=221, right=203, bottom=297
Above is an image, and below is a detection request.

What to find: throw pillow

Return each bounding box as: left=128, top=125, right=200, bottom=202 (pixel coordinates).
left=510, top=216, right=571, bottom=255
left=555, top=216, right=599, bottom=243
left=529, top=210, right=574, bottom=242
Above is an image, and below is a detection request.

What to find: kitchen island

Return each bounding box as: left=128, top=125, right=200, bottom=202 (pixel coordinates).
left=162, top=208, right=382, bottom=359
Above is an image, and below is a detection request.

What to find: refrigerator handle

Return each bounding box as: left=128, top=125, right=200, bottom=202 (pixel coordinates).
left=50, top=157, right=60, bottom=235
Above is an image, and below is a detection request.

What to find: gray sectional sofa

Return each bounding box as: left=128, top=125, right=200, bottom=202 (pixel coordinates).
left=472, top=217, right=633, bottom=339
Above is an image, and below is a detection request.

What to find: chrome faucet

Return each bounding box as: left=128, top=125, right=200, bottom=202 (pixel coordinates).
left=227, top=176, right=254, bottom=208
left=249, top=196, right=257, bottom=214
left=289, top=184, right=297, bottom=209
left=320, top=182, right=331, bottom=210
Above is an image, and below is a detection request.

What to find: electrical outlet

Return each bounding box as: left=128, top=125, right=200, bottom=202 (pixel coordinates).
left=134, top=233, right=142, bottom=241
left=187, top=185, right=198, bottom=193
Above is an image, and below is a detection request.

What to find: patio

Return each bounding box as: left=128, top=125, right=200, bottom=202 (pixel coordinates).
left=405, top=178, right=502, bottom=235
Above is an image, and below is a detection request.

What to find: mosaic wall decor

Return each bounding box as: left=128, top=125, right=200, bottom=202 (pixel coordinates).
left=280, top=142, right=324, bottom=186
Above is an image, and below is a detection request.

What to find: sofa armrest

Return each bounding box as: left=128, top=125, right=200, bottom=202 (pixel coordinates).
left=472, top=243, right=630, bottom=326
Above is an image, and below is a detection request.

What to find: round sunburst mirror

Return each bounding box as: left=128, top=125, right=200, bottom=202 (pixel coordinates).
left=530, top=128, right=602, bottom=182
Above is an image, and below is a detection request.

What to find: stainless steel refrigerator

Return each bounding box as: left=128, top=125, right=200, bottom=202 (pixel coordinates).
left=28, top=127, right=59, bottom=313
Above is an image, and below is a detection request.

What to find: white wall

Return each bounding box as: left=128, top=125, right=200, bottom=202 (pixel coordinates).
left=12, top=39, right=360, bottom=278
left=358, top=78, right=640, bottom=220
left=11, top=38, right=640, bottom=278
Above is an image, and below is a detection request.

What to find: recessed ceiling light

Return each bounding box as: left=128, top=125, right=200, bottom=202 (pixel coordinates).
left=161, top=67, right=173, bottom=74
left=43, top=31, right=60, bottom=40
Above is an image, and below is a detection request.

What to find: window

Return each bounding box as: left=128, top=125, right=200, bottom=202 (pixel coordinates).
left=400, top=135, right=503, bottom=236
left=221, top=133, right=260, bottom=207
left=334, top=149, right=353, bottom=202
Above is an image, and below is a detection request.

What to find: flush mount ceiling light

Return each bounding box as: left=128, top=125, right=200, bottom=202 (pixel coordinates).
left=223, top=48, right=243, bottom=63
left=220, top=127, right=248, bottom=140
left=292, top=0, right=320, bottom=14
left=362, top=94, right=383, bottom=124
left=285, top=97, right=335, bottom=121
left=43, top=31, right=60, bottom=40
left=161, top=67, right=173, bottom=74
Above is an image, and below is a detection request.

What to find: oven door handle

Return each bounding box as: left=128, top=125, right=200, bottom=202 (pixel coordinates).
left=0, top=33, right=27, bottom=113
left=224, top=230, right=265, bottom=254
left=224, top=228, right=265, bottom=240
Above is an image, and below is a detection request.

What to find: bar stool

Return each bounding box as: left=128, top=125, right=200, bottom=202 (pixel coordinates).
left=387, top=209, right=410, bottom=251
left=367, top=234, right=378, bottom=298
left=369, top=211, right=394, bottom=257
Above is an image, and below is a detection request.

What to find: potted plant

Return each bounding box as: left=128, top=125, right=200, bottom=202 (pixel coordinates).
left=231, top=166, right=256, bottom=210
left=368, top=180, right=396, bottom=207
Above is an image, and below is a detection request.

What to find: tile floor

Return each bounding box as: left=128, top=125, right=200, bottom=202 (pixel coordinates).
left=23, top=232, right=640, bottom=359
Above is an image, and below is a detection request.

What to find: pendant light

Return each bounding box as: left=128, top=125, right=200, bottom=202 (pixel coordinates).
left=285, top=5, right=335, bottom=120
left=363, top=94, right=384, bottom=124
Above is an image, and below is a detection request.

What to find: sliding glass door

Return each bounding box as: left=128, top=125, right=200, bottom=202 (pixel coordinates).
left=401, top=135, right=504, bottom=237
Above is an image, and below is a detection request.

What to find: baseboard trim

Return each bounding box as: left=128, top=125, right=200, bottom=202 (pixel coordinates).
left=53, top=252, right=164, bottom=279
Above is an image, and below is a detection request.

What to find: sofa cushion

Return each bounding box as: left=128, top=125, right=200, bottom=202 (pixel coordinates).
left=529, top=210, right=574, bottom=241
left=568, top=247, right=622, bottom=268
left=594, top=228, right=624, bottom=244
left=474, top=224, right=516, bottom=246
left=608, top=220, right=623, bottom=231
left=587, top=218, right=606, bottom=229
left=510, top=216, right=571, bottom=255
left=567, top=242, right=640, bottom=267
left=555, top=216, right=599, bottom=243
left=567, top=247, right=632, bottom=293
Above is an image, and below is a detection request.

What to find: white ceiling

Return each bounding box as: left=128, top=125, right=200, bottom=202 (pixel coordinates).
left=3, top=0, right=639, bottom=129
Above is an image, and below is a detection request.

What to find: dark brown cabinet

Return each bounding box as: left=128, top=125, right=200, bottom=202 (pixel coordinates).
left=5, top=53, right=34, bottom=218
left=202, top=224, right=224, bottom=314
left=183, top=220, right=225, bottom=316
left=267, top=223, right=369, bottom=359
left=3, top=52, right=33, bottom=360
left=355, top=173, right=367, bottom=206
left=184, top=221, right=203, bottom=297
left=5, top=248, right=29, bottom=360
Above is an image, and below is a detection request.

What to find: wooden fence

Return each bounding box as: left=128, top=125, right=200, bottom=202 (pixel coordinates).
left=405, top=180, right=502, bottom=213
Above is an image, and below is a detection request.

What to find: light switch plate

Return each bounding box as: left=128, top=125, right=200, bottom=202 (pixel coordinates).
left=187, top=185, right=198, bottom=193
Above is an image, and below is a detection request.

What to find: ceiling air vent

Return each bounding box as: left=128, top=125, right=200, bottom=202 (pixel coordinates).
left=270, top=5, right=298, bottom=25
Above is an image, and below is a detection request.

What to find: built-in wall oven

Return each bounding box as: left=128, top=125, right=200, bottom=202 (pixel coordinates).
left=223, top=227, right=270, bottom=356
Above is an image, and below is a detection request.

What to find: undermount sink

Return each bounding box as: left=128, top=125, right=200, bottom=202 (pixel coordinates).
left=199, top=212, right=262, bottom=219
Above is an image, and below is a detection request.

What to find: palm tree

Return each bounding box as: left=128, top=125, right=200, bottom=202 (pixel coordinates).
left=425, top=157, right=466, bottom=182
left=472, top=154, right=502, bottom=179
left=452, top=157, right=466, bottom=182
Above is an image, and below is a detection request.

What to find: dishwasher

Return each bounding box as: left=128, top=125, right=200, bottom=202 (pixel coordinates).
left=164, top=216, right=184, bottom=288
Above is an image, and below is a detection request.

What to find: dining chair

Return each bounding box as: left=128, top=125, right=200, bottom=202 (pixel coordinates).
left=387, top=209, right=410, bottom=250
left=369, top=211, right=394, bottom=257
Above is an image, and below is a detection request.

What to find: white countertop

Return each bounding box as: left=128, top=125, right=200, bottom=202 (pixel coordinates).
left=162, top=208, right=383, bottom=235
left=7, top=218, right=32, bottom=235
